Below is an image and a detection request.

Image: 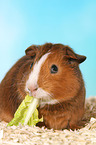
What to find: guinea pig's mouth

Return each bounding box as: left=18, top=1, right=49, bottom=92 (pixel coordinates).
left=35, top=88, right=58, bottom=107
left=27, top=87, right=58, bottom=107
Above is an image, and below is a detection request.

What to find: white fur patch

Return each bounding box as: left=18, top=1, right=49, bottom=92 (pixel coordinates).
left=25, top=52, right=58, bottom=107
left=25, top=52, right=50, bottom=95
left=40, top=98, right=58, bottom=108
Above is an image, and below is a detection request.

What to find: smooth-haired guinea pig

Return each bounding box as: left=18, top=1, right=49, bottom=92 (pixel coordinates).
left=0, top=43, right=86, bottom=130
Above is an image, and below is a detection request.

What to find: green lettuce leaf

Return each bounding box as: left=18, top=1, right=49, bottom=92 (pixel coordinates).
left=7, top=95, right=43, bottom=126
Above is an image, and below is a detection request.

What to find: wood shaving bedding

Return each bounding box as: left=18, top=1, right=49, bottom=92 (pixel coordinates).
left=0, top=97, right=96, bottom=145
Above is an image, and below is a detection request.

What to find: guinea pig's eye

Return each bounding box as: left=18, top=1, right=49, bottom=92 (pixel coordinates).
left=30, top=62, right=33, bottom=69
left=50, top=64, right=58, bottom=74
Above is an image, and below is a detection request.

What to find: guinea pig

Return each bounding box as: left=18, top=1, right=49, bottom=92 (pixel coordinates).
left=0, top=43, right=86, bottom=130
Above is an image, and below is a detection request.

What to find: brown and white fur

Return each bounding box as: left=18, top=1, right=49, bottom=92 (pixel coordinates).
left=0, top=43, right=86, bottom=130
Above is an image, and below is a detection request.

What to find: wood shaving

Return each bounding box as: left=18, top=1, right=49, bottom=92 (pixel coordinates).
left=0, top=97, right=96, bottom=145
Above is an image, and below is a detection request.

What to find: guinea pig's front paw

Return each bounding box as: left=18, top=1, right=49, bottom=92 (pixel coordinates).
left=41, top=115, right=71, bottom=130
left=69, top=124, right=83, bottom=130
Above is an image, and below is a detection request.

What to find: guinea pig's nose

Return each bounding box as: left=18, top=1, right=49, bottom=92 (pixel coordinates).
left=28, top=85, right=38, bottom=96
left=28, top=86, right=38, bottom=92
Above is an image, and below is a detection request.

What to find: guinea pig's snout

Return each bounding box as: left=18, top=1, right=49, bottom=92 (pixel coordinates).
left=27, top=85, right=38, bottom=97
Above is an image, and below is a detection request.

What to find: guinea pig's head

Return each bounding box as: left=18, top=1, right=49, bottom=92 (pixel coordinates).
left=25, top=43, right=86, bottom=107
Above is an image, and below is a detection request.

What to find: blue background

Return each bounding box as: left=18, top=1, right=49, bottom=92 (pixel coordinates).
left=0, top=0, right=96, bottom=98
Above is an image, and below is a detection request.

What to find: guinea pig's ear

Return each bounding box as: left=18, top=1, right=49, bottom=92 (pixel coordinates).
left=76, top=54, right=86, bottom=63
left=65, top=48, right=86, bottom=64
left=25, top=45, right=38, bottom=58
